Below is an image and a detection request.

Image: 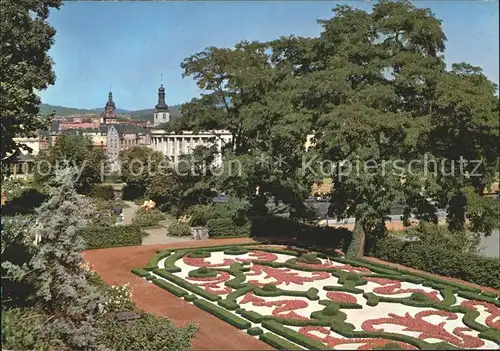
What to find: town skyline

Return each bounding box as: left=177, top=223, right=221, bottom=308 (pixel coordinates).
left=40, top=1, right=499, bottom=111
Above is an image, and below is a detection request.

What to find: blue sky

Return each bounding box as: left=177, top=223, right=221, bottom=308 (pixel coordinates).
left=39, top=1, right=499, bottom=111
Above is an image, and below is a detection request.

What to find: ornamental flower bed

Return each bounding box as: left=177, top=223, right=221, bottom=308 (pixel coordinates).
left=134, top=244, right=500, bottom=350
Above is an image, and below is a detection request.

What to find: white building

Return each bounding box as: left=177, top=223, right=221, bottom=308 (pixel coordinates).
left=150, top=129, right=233, bottom=165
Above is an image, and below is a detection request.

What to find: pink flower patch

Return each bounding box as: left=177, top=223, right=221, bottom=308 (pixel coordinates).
left=299, top=326, right=417, bottom=350
left=186, top=271, right=233, bottom=295
left=326, top=291, right=358, bottom=304
left=246, top=265, right=330, bottom=286
left=183, top=256, right=235, bottom=268
left=235, top=251, right=279, bottom=263
left=365, top=277, right=441, bottom=302
left=362, top=310, right=484, bottom=348
left=460, top=300, right=500, bottom=330
left=240, top=293, right=310, bottom=320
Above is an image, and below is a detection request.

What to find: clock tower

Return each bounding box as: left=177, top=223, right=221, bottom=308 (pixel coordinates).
left=153, top=84, right=169, bottom=127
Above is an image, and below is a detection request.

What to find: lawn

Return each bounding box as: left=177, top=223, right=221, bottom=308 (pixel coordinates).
left=132, top=244, right=500, bottom=350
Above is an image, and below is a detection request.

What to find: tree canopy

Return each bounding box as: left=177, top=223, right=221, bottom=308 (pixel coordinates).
left=0, top=0, right=62, bottom=162
left=173, top=0, right=499, bottom=257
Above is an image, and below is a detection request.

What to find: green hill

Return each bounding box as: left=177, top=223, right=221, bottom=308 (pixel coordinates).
left=39, top=103, right=183, bottom=120
left=39, top=103, right=96, bottom=116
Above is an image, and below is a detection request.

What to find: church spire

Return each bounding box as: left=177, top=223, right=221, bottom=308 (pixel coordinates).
left=155, top=83, right=168, bottom=111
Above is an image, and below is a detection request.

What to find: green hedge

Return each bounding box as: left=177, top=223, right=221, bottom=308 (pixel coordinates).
left=79, top=225, right=144, bottom=249
left=247, top=327, right=264, bottom=336
left=193, top=299, right=251, bottom=329
left=151, top=279, right=188, bottom=297
left=207, top=217, right=251, bottom=237
left=168, top=221, right=191, bottom=237
left=152, top=269, right=221, bottom=301
left=260, top=333, right=303, bottom=350
left=370, top=237, right=500, bottom=289
left=250, top=216, right=351, bottom=251
left=261, top=320, right=329, bottom=350
left=133, top=208, right=165, bottom=228
left=91, top=185, right=115, bottom=201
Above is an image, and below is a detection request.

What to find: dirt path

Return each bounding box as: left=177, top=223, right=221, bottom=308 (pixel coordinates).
left=83, top=238, right=273, bottom=351
left=122, top=201, right=139, bottom=225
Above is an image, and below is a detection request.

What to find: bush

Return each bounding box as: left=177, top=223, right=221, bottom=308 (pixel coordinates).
left=396, top=222, right=481, bottom=253
left=187, top=205, right=216, bottom=226
left=250, top=215, right=351, bottom=251
left=133, top=208, right=165, bottom=228
left=95, top=312, right=198, bottom=351
left=90, top=185, right=115, bottom=201
left=1, top=308, right=65, bottom=350
left=2, top=188, right=48, bottom=215
left=207, top=217, right=251, bottom=237
left=78, top=225, right=144, bottom=249
left=370, top=237, right=500, bottom=289
left=168, top=221, right=191, bottom=237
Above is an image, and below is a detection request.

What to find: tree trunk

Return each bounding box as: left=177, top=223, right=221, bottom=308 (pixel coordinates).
left=346, top=215, right=365, bottom=259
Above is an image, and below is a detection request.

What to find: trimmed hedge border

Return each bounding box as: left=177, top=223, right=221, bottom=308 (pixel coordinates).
left=133, top=243, right=500, bottom=350
left=193, top=299, right=251, bottom=329
left=369, top=237, right=500, bottom=290
left=145, top=250, right=172, bottom=269
left=261, top=320, right=329, bottom=350
left=151, top=278, right=188, bottom=297
left=247, top=327, right=264, bottom=336
left=131, top=268, right=150, bottom=278
left=152, top=268, right=222, bottom=302
left=259, top=332, right=303, bottom=350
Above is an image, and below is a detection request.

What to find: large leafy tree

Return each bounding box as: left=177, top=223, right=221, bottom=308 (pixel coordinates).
left=147, top=145, right=218, bottom=214
left=0, top=0, right=62, bottom=162
left=119, top=145, right=166, bottom=194
left=305, top=1, right=498, bottom=256
left=35, top=134, right=106, bottom=194
left=176, top=39, right=318, bottom=217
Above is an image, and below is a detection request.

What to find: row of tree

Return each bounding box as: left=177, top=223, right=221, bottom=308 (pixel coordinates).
left=2, top=0, right=498, bottom=259
left=164, top=0, right=499, bottom=256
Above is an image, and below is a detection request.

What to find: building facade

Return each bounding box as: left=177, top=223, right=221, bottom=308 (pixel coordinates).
left=106, top=124, right=151, bottom=172
left=150, top=129, right=232, bottom=165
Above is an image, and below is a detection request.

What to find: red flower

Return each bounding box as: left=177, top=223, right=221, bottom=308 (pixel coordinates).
left=365, top=277, right=441, bottom=302
left=362, top=310, right=484, bottom=348
left=299, top=326, right=418, bottom=350
left=240, top=293, right=310, bottom=320
left=235, top=250, right=279, bottom=263
left=326, top=291, right=358, bottom=304
left=246, top=265, right=330, bottom=286
left=460, top=300, right=500, bottom=330
left=186, top=271, right=233, bottom=295
left=183, top=256, right=235, bottom=268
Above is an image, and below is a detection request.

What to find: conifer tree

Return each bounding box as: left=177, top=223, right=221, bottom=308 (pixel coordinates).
left=28, top=165, right=105, bottom=348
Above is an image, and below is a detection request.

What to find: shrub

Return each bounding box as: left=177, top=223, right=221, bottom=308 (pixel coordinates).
left=95, top=312, right=198, bottom=351
left=250, top=216, right=351, bottom=251
left=168, top=221, right=191, bottom=237
left=104, top=283, right=135, bottom=312
left=90, top=185, right=115, bottom=201
left=79, top=225, right=144, bottom=249
left=396, top=222, right=481, bottom=253
left=2, top=188, right=48, bottom=215
left=187, top=204, right=216, bottom=226
left=133, top=208, right=165, bottom=228
left=89, top=199, right=117, bottom=227
left=1, top=308, right=65, bottom=350
left=370, top=237, right=500, bottom=289
left=207, top=217, right=251, bottom=237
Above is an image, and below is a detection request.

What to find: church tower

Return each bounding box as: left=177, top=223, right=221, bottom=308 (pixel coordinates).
left=101, top=90, right=118, bottom=124
left=153, top=84, right=169, bottom=127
